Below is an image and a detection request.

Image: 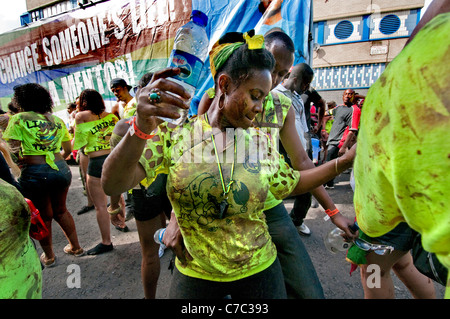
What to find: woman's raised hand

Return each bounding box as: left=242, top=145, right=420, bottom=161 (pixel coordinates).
left=135, top=67, right=191, bottom=132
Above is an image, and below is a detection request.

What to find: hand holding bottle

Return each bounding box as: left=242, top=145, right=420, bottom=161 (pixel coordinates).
left=134, top=67, right=191, bottom=134
left=159, top=10, right=209, bottom=125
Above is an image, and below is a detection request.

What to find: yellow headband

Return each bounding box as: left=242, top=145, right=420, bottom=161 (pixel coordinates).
left=243, top=32, right=265, bottom=50
left=209, top=31, right=265, bottom=78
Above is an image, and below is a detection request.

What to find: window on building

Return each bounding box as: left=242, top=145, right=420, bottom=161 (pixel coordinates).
left=30, top=10, right=42, bottom=22
left=379, top=14, right=401, bottom=35
left=334, top=20, right=354, bottom=40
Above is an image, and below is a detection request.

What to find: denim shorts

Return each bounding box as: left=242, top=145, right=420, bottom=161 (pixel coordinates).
left=19, top=160, right=72, bottom=199
left=368, top=222, right=417, bottom=252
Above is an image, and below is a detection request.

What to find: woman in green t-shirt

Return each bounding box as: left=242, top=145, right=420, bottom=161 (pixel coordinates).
left=73, top=89, right=122, bottom=255
left=3, top=83, right=83, bottom=267
left=102, top=32, right=355, bottom=298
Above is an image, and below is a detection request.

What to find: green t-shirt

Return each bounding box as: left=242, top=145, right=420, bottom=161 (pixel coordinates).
left=123, top=97, right=137, bottom=119
left=139, top=115, right=300, bottom=281
left=0, top=179, right=42, bottom=299
left=353, top=13, right=450, bottom=297
left=110, top=123, right=152, bottom=189
left=73, top=113, right=118, bottom=154
left=203, top=88, right=292, bottom=211
left=258, top=92, right=292, bottom=210
left=3, top=111, right=71, bottom=170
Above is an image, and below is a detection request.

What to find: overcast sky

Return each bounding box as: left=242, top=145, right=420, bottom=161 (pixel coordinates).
left=0, top=1, right=27, bottom=34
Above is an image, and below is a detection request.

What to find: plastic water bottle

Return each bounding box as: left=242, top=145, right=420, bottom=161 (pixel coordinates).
left=159, top=10, right=209, bottom=125
left=154, top=228, right=166, bottom=244
left=311, top=137, right=320, bottom=164
left=324, top=227, right=352, bottom=253
left=154, top=228, right=166, bottom=258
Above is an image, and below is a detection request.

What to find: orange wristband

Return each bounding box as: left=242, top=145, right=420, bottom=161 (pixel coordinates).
left=129, top=117, right=155, bottom=140
left=325, top=208, right=339, bottom=217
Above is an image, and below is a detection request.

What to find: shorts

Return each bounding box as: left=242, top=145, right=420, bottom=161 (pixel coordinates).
left=19, top=160, right=72, bottom=199
left=87, top=154, right=108, bottom=178
left=368, top=222, right=417, bottom=252
left=126, top=174, right=172, bottom=222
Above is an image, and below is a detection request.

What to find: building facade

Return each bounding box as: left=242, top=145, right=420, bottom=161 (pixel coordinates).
left=311, top=0, right=427, bottom=104
left=21, top=1, right=105, bottom=25
left=22, top=0, right=77, bottom=24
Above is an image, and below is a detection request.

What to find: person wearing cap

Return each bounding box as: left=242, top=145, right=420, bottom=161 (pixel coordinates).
left=110, top=78, right=137, bottom=119
left=109, top=78, right=137, bottom=224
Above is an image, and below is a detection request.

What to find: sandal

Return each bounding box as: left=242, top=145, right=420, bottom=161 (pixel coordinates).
left=87, top=243, right=113, bottom=255
left=40, top=252, right=56, bottom=267
left=63, top=244, right=85, bottom=256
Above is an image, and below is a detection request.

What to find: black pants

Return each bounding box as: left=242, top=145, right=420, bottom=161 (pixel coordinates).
left=169, top=258, right=287, bottom=299
left=279, top=142, right=312, bottom=225
left=325, top=144, right=340, bottom=187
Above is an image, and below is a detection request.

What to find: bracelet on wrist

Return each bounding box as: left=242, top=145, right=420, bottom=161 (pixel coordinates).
left=129, top=116, right=155, bottom=140
left=325, top=208, right=339, bottom=217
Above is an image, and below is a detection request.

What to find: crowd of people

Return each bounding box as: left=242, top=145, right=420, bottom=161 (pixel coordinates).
left=0, top=0, right=448, bottom=299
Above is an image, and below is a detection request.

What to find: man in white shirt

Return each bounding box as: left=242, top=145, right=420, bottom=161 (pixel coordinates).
left=272, top=63, right=315, bottom=235
left=273, top=85, right=309, bottom=150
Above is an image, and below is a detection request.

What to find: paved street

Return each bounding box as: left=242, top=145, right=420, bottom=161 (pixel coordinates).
left=38, top=164, right=445, bottom=300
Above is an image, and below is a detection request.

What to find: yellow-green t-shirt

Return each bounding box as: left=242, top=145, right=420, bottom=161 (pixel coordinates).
left=73, top=113, right=118, bottom=154
left=139, top=115, right=300, bottom=281
left=353, top=13, right=450, bottom=297
left=123, top=97, right=137, bottom=119
left=258, top=92, right=292, bottom=210
left=203, top=88, right=292, bottom=211
left=110, top=120, right=153, bottom=189
left=0, top=179, right=42, bottom=299
left=3, top=111, right=71, bottom=170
